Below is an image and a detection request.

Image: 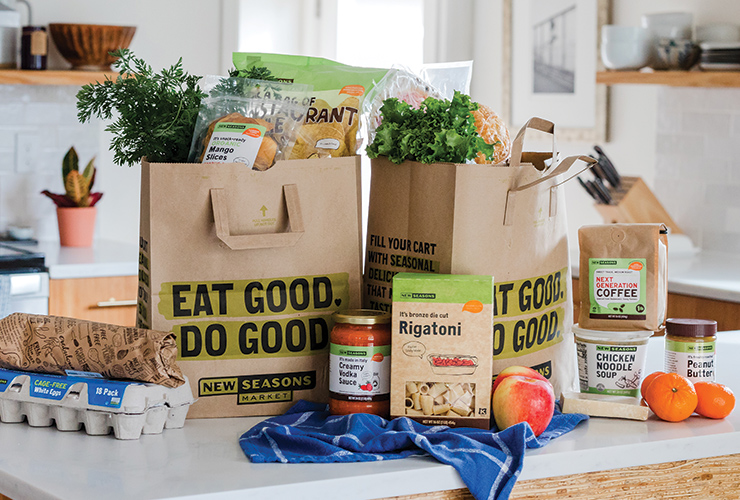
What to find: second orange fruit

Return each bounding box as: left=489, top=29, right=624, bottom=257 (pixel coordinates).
left=694, top=381, right=735, bottom=419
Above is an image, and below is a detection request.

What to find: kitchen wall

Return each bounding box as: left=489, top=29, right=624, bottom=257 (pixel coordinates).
left=653, top=86, right=740, bottom=252
left=0, top=0, right=236, bottom=244
left=469, top=0, right=740, bottom=253
left=0, top=85, right=98, bottom=238
left=1, top=0, right=739, bottom=254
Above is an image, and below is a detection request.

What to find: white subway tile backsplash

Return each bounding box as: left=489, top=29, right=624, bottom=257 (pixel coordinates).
left=0, top=103, right=24, bottom=124
left=683, top=112, right=731, bottom=137
left=704, top=135, right=735, bottom=164
left=39, top=150, right=64, bottom=173
left=655, top=86, right=740, bottom=251
left=0, top=85, right=101, bottom=236
left=661, top=87, right=740, bottom=113
left=59, top=103, right=83, bottom=125
left=726, top=207, right=740, bottom=234
left=57, top=125, right=98, bottom=152
left=731, top=161, right=740, bottom=183
left=656, top=133, right=703, bottom=157
left=0, top=150, right=14, bottom=173
left=656, top=111, right=683, bottom=134
left=704, top=183, right=740, bottom=207
left=657, top=153, right=728, bottom=182
left=25, top=102, right=62, bottom=125
left=0, top=130, right=14, bottom=150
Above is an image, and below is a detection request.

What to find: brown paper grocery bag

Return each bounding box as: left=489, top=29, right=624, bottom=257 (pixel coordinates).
left=138, top=156, right=363, bottom=418
left=363, top=118, right=594, bottom=396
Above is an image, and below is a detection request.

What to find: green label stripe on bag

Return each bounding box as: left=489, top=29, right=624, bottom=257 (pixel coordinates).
left=176, top=313, right=334, bottom=361
left=158, top=273, right=350, bottom=320
left=492, top=305, right=566, bottom=360
left=493, top=267, right=568, bottom=319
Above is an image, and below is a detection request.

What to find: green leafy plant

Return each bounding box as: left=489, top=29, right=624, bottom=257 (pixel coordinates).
left=41, top=147, right=102, bottom=207
left=76, top=49, right=207, bottom=166
left=229, top=66, right=279, bottom=81
left=209, top=66, right=284, bottom=98
left=366, top=91, right=495, bottom=164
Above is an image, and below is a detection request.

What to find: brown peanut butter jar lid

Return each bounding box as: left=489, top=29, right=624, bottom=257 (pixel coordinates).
left=666, top=318, right=717, bottom=338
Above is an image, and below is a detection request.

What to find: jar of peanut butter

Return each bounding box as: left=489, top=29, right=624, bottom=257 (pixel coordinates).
left=664, top=318, right=717, bottom=383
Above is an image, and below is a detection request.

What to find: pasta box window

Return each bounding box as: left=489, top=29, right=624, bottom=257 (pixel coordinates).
left=390, top=273, right=494, bottom=429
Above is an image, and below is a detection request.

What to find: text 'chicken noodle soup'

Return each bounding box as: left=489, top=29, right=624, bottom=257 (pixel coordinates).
left=573, top=324, right=652, bottom=398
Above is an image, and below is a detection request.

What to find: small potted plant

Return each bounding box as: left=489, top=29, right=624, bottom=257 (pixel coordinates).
left=41, top=147, right=103, bottom=247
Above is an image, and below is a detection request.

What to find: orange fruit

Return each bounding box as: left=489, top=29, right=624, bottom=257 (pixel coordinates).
left=694, top=381, right=735, bottom=419
left=640, top=371, right=665, bottom=401
left=472, top=104, right=511, bottom=164
left=644, top=372, right=697, bottom=422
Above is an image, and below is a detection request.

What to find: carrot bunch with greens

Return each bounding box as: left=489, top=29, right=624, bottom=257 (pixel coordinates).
left=76, top=49, right=206, bottom=166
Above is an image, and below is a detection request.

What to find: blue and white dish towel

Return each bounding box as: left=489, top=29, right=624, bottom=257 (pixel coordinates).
left=240, top=400, right=587, bottom=500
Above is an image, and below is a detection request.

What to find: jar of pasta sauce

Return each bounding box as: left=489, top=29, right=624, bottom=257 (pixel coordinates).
left=664, top=318, right=717, bottom=383
left=329, top=309, right=391, bottom=417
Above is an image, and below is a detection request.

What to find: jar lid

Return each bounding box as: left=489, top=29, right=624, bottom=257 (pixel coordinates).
left=666, top=318, right=717, bottom=337
left=333, top=309, right=391, bottom=325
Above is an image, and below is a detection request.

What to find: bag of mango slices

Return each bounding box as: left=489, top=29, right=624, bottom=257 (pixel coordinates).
left=232, top=53, right=388, bottom=159
left=188, top=76, right=312, bottom=170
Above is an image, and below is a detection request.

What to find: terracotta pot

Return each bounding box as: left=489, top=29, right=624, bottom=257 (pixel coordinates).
left=57, top=206, right=96, bottom=247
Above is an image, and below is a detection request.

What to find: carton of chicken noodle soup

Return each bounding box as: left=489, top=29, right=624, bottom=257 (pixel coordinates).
left=573, top=325, right=652, bottom=398
left=391, top=273, right=494, bottom=429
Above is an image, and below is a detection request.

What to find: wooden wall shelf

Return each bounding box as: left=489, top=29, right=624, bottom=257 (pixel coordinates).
left=597, top=70, right=740, bottom=88
left=0, top=69, right=116, bottom=86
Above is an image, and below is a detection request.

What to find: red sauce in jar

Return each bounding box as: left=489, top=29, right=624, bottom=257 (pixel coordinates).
left=329, top=309, right=391, bottom=417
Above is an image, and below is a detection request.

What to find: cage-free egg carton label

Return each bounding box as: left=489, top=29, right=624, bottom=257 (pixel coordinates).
left=0, top=369, right=193, bottom=440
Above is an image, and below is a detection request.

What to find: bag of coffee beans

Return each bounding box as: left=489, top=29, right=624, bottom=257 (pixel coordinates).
left=578, top=224, right=668, bottom=331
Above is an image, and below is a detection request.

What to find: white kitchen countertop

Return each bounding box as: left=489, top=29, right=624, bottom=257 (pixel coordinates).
left=1, top=333, right=739, bottom=500
left=572, top=248, right=740, bottom=304
left=10, top=240, right=138, bottom=280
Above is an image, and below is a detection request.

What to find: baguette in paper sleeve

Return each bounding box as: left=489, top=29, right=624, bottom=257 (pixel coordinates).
left=0, top=313, right=185, bottom=388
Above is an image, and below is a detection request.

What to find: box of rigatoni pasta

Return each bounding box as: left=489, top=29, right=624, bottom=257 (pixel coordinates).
left=390, top=273, right=494, bottom=429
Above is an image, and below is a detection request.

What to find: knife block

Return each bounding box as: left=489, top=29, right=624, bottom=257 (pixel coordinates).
left=594, top=176, right=683, bottom=234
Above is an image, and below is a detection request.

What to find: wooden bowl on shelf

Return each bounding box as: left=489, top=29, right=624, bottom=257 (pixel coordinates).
left=48, top=23, right=136, bottom=71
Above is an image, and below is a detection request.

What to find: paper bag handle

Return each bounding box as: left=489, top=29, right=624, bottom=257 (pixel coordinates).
left=509, top=117, right=558, bottom=170
left=210, top=185, right=305, bottom=250
left=504, top=155, right=596, bottom=226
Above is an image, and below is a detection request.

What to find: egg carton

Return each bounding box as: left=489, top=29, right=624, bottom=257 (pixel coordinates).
left=0, top=368, right=194, bottom=440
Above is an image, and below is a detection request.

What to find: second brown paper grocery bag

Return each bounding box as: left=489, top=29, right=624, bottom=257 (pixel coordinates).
left=363, top=118, right=594, bottom=397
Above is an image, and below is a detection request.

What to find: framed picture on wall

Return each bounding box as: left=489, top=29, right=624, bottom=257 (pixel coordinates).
left=502, top=0, right=610, bottom=142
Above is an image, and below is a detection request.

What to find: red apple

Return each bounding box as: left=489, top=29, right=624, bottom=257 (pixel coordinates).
left=492, top=365, right=548, bottom=394
left=492, top=375, right=555, bottom=436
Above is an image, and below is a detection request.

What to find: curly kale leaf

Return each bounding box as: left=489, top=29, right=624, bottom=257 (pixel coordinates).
left=76, top=49, right=207, bottom=166
left=366, top=91, right=495, bottom=164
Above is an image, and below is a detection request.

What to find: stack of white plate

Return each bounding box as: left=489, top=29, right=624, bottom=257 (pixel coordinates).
left=699, top=42, right=740, bottom=70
